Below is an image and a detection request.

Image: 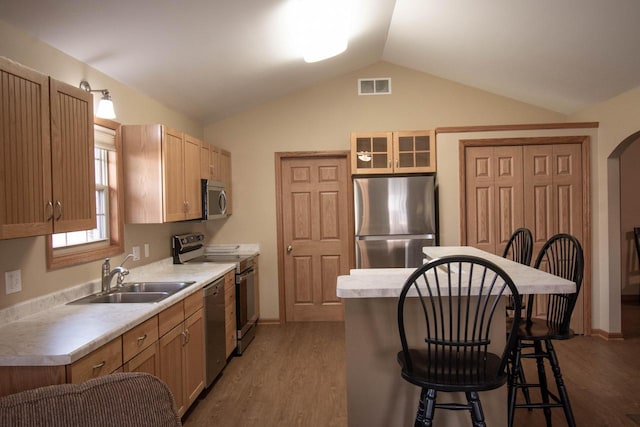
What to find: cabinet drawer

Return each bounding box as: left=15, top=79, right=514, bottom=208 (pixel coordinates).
left=123, top=316, right=159, bottom=362
left=67, top=337, right=122, bottom=384
left=184, top=290, right=203, bottom=318
left=159, top=301, right=184, bottom=337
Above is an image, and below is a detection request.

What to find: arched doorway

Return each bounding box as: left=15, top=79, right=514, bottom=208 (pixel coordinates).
left=610, top=130, right=640, bottom=338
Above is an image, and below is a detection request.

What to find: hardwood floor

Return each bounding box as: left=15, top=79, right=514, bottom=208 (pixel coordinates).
left=184, top=304, right=640, bottom=427
left=183, top=322, right=347, bottom=427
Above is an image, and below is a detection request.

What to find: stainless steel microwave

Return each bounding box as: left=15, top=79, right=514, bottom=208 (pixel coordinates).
left=201, top=179, right=228, bottom=220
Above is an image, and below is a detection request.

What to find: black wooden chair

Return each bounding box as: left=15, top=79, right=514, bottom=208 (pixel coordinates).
left=507, top=233, right=584, bottom=427
left=502, top=227, right=534, bottom=266
left=397, top=255, right=522, bottom=426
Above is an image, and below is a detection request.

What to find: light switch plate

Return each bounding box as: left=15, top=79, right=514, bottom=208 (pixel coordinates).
left=132, top=246, right=141, bottom=261
left=144, top=243, right=150, bottom=258
left=5, top=269, right=22, bottom=294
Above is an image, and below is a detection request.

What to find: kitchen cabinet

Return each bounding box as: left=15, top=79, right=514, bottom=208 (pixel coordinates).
left=66, top=337, right=122, bottom=384
left=158, top=291, right=205, bottom=417
left=0, top=58, right=96, bottom=239
left=224, top=270, right=237, bottom=358
left=200, top=142, right=221, bottom=181
left=350, top=130, right=436, bottom=175
left=122, top=124, right=202, bottom=223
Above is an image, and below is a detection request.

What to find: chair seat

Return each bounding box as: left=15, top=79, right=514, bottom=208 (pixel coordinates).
left=397, top=348, right=507, bottom=392
left=516, top=318, right=575, bottom=341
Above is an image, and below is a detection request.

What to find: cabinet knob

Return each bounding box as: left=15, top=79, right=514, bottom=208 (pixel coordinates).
left=287, top=245, right=293, bottom=253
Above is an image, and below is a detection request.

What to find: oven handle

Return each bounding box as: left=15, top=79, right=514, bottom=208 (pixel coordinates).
left=237, top=268, right=254, bottom=282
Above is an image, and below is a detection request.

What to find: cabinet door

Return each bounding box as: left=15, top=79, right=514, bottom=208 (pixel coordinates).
left=49, top=79, right=96, bottom=233
left=0, top=58, right=52, bottom=239
left=123, top=342, right=160, bottom=376
left=159, top=323, right=186, bottom=416
left=219, top=148, right=232, bottom=215
left=351, top=132, right=393, bottom=174
left=184, top=135, right=203, bottom=220
left=200, top=141, right=212, bottom=180
left=393, top=130, right=436, bottom=173
left=162, top=127, right=186, bottom=222
left=184, top=308, right=205, bottom=408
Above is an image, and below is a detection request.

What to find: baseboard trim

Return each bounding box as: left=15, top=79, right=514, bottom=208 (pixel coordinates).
left=591, top=328, right=625, bottom=340
left=257, top=318, right=282, bottom=325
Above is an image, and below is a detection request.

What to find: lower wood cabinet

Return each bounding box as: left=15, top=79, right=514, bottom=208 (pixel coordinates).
left=158, top=291, right=205, bottom=417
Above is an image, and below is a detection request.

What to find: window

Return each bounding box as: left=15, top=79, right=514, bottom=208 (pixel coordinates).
left=46, top=118, right=124, bottom=269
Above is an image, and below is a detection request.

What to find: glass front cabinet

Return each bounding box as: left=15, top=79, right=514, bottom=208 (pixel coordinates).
left=350, top=130, right=436, bottom=175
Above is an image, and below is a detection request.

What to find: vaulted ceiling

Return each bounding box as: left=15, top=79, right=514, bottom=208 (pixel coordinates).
left=2, top=0, right=640, bottom=123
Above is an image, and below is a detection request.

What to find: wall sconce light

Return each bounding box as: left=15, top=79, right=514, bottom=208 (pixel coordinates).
left=79, top=80, right=116, bottom=119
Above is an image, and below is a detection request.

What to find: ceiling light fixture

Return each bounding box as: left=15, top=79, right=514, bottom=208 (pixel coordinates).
left=296, top=0, right=349, bottom=63
left=79, top=80, right=116, bottom=119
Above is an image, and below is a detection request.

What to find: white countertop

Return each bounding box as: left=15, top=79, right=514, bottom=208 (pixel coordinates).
left=337, top=246, right=576, bottom=298
left=0, top=258, right=236, bottom=366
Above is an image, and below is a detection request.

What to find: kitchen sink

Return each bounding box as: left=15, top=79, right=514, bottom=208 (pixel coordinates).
left=68, top=281, right=196, bottom=304
left=120, top=281, right=195, bottom=294
left=69, top=291, right=169, bottom=304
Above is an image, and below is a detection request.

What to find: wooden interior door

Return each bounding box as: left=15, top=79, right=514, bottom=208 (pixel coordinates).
left=278, top=153, right=351, bottom=321
left=463, top=138, right=588, bottom=334
left=465, top=145, right=523, bottom=255
left=524, top=143, right=584, bottom=332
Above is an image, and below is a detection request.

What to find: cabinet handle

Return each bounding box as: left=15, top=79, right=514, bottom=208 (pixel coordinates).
left=137, top=333, right=147, bottom=343
left=287, top=245, right=293, bottom=253
left=92, top=361, right=106, bottom=370
left=55, top=201, right=62, bottom=220
left=46, top=201, right=54, bottom=221
left=395, top=158, right=399, bottom=168
left=388, top=160, right=391, bottom=168
left=181, top=330, right=188, bottom=345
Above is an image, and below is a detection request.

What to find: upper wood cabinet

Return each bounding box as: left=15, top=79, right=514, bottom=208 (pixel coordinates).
left=122, top=124, right=202, bottom=223
left=0, top=58, right=96, bottom=239
left=351, top=130, right=436, bottom=175
left=199, top=142, right=232, bottom=216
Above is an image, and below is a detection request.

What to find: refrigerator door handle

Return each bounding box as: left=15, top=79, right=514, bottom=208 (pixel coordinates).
left=356, top=234, right=436, bottom=241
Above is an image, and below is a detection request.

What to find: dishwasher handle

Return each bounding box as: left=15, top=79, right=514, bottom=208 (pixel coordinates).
left=203, top=277, right=224, bottom=297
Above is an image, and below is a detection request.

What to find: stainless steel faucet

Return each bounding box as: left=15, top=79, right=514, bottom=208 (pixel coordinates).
left=101, top=254, right=133, bottom=293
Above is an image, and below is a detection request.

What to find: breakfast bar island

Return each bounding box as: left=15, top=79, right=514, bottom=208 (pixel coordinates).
left=336, top=246, right=576, bottom=426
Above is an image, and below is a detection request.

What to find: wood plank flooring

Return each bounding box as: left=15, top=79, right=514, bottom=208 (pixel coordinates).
left=184, top=303, right=640, bottom=427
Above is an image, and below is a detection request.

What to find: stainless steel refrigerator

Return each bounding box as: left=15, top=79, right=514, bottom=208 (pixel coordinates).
left=354, top=175, right=437, bottom=268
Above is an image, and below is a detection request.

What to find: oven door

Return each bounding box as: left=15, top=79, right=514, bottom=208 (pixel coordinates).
left=236, top=267, right=257, bottom=338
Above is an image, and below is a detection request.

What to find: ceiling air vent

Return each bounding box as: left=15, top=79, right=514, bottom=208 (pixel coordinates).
left=358, top=78, right=391, bottom=95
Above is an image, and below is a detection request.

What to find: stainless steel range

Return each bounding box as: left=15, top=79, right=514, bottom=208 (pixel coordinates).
left=172, top=233, right=258, bottom=358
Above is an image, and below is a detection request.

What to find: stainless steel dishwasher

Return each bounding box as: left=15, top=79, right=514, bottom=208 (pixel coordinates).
left=203, top=277, right=226, bottom=387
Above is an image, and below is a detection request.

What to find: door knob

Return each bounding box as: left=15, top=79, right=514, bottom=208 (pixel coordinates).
left=287, top=245, right=293, bottom=253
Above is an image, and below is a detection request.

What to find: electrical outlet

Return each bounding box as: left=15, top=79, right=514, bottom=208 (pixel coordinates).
left=5, top=269, right=22, bottom=294
left=144, top=243, right=150, bottom=258
left=132, top=246, right=141, bottom=261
